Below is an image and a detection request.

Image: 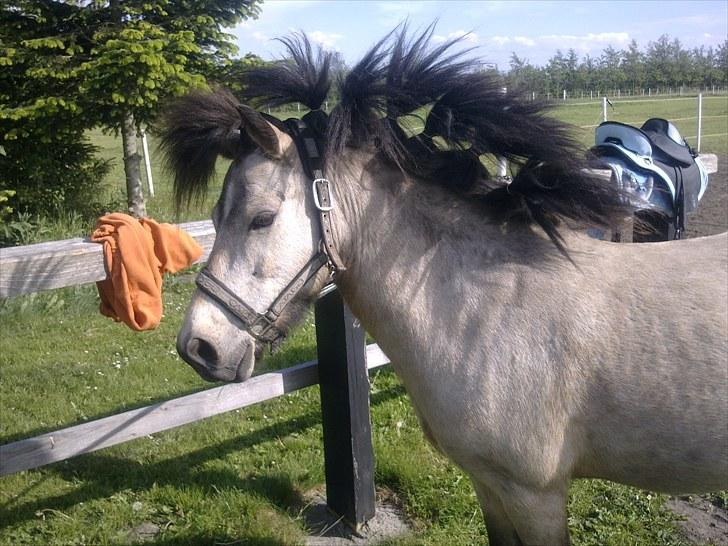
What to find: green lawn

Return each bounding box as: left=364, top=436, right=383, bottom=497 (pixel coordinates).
left=552, top=94, right=728, bottom=154
left=1, top=95, right=726, bottom=545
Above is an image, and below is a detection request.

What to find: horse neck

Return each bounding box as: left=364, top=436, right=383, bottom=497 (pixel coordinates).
left=327, top=151, right=554, bottom=361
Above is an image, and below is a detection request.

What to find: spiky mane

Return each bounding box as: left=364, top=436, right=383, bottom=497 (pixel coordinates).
left=162, top=25, right=632, bottom=250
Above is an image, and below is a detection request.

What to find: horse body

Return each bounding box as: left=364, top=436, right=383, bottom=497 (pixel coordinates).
left=333, top=156, right=727, bottom=504
left=331, top=159, right=727, bottom=542
left=161, top=28, right=728, bottom=545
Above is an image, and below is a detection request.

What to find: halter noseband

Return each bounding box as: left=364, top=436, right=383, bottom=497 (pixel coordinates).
left=195, top=109, right=345, bottom=350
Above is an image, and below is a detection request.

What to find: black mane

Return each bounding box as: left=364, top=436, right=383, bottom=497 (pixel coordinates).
left=162, top=25, right=632, bottom=251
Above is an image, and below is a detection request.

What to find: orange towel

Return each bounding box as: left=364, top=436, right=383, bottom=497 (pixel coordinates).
left=92, top=213, right=203, bottom=331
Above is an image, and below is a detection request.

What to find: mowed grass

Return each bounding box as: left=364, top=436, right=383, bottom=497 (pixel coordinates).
left=553, top=94, right=728, bottom=155
left=2, top=96, right=726, bottom=545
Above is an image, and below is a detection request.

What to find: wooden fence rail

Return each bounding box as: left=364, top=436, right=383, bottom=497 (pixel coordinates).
left=0, top=223, right=382, bottom=529
left=0, top=344, right=389, bottom=477
left=0, top=220, right=215, bottom=297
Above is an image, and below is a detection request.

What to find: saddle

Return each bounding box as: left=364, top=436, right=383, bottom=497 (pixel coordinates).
left=591, top=118, right=708, bottom=240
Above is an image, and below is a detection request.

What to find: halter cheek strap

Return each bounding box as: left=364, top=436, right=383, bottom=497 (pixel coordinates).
left=283, top=113, right=346, bottom=272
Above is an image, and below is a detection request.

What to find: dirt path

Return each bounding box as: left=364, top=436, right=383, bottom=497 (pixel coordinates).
left=685, top=154, right=728, bottom=238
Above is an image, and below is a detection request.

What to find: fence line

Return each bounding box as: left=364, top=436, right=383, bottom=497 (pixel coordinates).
left=560, top=95, right=727, bottom=107
left=579, top=114, right=728, bottom=129
left=0, top=223, right=384, bottom=528
left=542, top=87, right=728, bottom=102
left=0, top=344, right=390, bottom=477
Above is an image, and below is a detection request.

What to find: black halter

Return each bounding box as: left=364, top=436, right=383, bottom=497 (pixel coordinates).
left=281, top=111, right=346, bottom=270
left=194, top=109, right=345, bottom=350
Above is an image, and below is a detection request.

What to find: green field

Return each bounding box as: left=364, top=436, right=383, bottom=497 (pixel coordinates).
left=553, top=94, right=728, bottom=153
left=1, top=96, right=726, bottom=545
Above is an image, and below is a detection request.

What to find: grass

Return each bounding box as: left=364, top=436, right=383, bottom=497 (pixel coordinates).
left=553, top=94, right=728, bottom=153
left=2, top=95, right=726, bottom=545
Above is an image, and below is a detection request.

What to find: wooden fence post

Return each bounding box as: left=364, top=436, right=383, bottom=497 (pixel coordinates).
left=314, top=287, right=376, bottom=530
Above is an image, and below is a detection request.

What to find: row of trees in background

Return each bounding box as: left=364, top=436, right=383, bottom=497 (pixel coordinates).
left=506, top=36, right=728, bottom=96
left=0, top=0, right=262, bottom=236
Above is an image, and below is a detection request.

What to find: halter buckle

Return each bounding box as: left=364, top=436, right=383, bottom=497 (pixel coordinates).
left=250, top=311, right=278, bottom=338
left=312, top=178, right=334, bottom=212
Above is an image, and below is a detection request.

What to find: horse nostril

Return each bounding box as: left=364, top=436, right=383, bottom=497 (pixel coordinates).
left=188, top=337, right=219, bottom=367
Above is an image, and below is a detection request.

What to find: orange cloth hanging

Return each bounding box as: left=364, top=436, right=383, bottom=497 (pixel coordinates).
left=92, top=213, right=203, bottom=331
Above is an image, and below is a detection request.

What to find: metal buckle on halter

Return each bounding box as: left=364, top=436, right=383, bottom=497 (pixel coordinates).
left=250, top=311, right=278, bottom=339
left=312, top=178, right=334, bottom=212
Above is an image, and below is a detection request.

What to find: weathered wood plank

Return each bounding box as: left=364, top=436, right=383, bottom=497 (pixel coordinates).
left=0, top=343, right=391, bottom=477
left=0, top=220, right=216, bottom=298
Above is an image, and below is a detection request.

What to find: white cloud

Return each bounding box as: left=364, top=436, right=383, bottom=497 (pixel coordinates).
left=376, top=1, right=429, bottom=26
left=491, top=36, right=511, bottom=47
left=487, top=35, right=536, bottom=48
left=260, top=0, right=323, bottom=13
left=432, top=30, right=478, bottom=44
left=377, top=1, right=425, bottom=15
left=652, top=14, right=712, bottom=26
left=449, top=30, right=479, bottom=44
left=514, top=36, right=536, bottom=47
left=487, top=32, right=629, bottom=54
left=251, top=31, right=269, bottom=42
left=309, top=30, right=344, bottom=49
left=539, top=32, right=630, bottom=52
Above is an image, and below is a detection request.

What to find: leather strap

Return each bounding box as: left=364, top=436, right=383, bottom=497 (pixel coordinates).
left=196, top=252, right=329, bottom=345
left=313, top=174, right=346, bottom=271
left=283, top=115, right=347, bottom=272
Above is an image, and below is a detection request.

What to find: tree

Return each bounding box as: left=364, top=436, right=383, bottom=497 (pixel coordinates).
left=503, top=34, right=723, bottom=97
left=598, top=45, right=624, bottom=92
left=563, top=49, right=579, bottom=93
left=544, top=50, right=567, bottom=95
left=0, top=4, right=113, bottom=229
left=645, top=34, right=673, bottom=89
left=714, top=40, right=728, bottom=87
left=621, top=40, right=645, bottom=92
left=1, top=1, right=262, bottom=218
left=577, top=54, right=597, bottom=93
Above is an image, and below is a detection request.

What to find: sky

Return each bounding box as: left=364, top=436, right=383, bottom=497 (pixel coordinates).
left=231, top=0, right=728, bottom=70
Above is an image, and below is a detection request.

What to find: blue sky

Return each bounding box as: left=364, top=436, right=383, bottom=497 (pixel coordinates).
left=232, top=0, right=728, bottom=69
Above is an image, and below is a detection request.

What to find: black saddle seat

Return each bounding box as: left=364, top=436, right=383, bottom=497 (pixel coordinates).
left=640, top=118, right=694, bottom=167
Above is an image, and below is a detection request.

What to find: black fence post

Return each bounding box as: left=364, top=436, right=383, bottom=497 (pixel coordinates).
left=314, top=287, right=376, bottom=530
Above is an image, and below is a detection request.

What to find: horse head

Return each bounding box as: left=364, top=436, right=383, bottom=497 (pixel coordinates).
left=163, top=91, right=333, bottom=382
left=160, top=28, right=629, bottom=384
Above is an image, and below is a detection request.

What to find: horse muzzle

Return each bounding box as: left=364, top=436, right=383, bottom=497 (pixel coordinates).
left=176, top=331, right=257, bottom=383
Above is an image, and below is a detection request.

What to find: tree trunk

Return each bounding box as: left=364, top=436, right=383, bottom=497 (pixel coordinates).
left=121, top=111, right=146, bottom=218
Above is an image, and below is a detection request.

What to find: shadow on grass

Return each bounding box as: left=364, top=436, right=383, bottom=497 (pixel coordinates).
left=0, top=383, right=212, bottom=445
left=0, top=378, right=407, bottom=530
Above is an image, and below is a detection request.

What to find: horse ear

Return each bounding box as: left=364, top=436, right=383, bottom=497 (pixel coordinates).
left=237, top=104, right=288, bottom=158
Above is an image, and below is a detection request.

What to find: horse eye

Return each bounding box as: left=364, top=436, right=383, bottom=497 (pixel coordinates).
left=249, top=212, right=276, bottom=231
